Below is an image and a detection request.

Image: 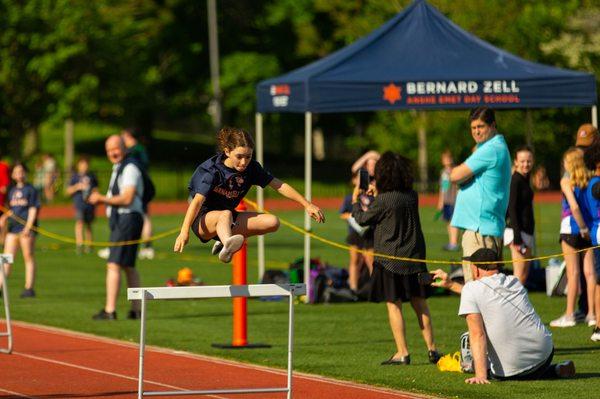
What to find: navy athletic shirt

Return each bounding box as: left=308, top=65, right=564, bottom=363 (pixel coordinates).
left=8, top=183, right=40, bottom=226
left=69, top=172, right=98, bottom=211
left=188, top=153, right=274, bottom=211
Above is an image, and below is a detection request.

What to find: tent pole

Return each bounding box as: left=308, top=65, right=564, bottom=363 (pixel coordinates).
left=593, top=106, right=598, bottom=128
left=304, top=112, right=312, bottom=303
left=255, top=113, right=265, bottom=282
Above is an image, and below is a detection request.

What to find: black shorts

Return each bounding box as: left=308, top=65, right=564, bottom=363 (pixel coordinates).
left=559, top=233, right=591, bottom=250
left=191, top=207, right=239, bottom=243
left=346, top=229, right=374, bottom=249
left=75, top=207, right=95, bottom=223
left=108, top=212, right=144, bottom=268
left=7, top=219, right=38, bottom=236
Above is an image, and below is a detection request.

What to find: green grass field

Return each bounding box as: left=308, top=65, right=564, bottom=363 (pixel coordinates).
left=3, top=202, right=600, bottom=399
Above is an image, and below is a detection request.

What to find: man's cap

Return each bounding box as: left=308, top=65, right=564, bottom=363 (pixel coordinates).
left=575, top=123, right=598, bottom=148
left=462, top=248, right=500, bottom=270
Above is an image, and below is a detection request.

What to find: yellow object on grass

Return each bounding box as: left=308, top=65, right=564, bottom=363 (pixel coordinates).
left=177, top=267, right=194, bottom=285
left=437, top=352, right=463, bottom=372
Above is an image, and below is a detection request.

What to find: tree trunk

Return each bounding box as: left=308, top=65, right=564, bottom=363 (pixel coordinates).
left=22, top=126, right=39, bottom=159
left=8, top=128, right=25, bottom=161
left=525, top=109, right=533, bottom=147
left=417, top=111, right=428, bottom=191
left=64, top=118, right=74, bottom=173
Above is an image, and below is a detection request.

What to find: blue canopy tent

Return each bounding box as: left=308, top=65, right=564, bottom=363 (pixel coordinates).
left=254, top=0, right=597, bottom=284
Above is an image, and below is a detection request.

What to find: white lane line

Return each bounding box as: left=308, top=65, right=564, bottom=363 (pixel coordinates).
left=8, top=320, right=433, bottom=399
left=0, top=387, right=36, bottom=398
left=13, top=352, right=227, bottom=399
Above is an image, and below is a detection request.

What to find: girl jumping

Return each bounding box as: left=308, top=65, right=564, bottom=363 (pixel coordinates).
left=174, top=127, right=324, bottom=262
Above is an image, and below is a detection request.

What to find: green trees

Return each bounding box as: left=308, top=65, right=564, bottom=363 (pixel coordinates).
left=0, top=0, right=598, bottom=186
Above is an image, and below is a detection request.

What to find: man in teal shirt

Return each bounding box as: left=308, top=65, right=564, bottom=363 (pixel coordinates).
left=450, top=107, right=511, bottom=281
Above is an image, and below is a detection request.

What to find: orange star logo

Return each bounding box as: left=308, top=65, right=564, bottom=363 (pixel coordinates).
left=383, top=83, right=401, bottom=104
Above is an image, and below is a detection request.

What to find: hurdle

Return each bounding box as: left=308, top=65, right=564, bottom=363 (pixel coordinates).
left=0, top=253, right=13, bottom=354
left=127, top=283, right=306, bottom=399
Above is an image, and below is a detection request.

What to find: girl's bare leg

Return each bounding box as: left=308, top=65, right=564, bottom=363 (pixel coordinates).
left=347, top=246, right=362, bottom=291
left=583, top=249, right=596, bottom=321
left=386, top=301, right=409, bottom=358
left=75, top=220, right=84, bottom=248
left=0, top=234, right=19, bottom=288
left=410, top=297, right=437, bottom=351
left=364, top=250, right=374, bottom=275
left=19, top=234, right=36, bottom=290
left=563, top=242, right=579, bottom=317
left=196, top=210, right=235, bottom=241
left=231, top=212, right=280, bottom=237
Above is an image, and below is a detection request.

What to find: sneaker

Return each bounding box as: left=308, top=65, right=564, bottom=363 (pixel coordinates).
left=92, top=309, right=117, bottom=320
left=218, top=235, right=244, bottom=263
left=585, top=314, right=596, bottom=327
left=138, top=247, right=155, bottom=260
left=443, top=244, right=459, bottom=251
left=550, top=314, right=576, bottom=328
left=97, top=247, right=110, bottom=259
left=460, top=331, right=474, bottom=373
left=591, top=327, right=600, bottom=342
left=211, top=240, right=224, bottom=256
left=574, top=309, right=586, bottom=323
left=20, top=288, right=35, bottom=298
left=127, top=310, right=141, bottom=320
left=555, top=360, right=575, bottom=378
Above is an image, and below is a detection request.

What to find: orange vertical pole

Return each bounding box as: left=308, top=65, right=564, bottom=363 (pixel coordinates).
left=232, top=200, right=248, bottom=347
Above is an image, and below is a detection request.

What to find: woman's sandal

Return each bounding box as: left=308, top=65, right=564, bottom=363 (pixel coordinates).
left=380, top=354, right=410, bottom=365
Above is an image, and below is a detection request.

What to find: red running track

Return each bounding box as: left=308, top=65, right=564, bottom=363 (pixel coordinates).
left=38, top=191, right=562, bottom=220
left=0, top=321, right=434, bottom=399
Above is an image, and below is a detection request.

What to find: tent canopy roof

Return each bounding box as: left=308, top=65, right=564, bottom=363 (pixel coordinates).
left=257, top=0, right=596, bottom=113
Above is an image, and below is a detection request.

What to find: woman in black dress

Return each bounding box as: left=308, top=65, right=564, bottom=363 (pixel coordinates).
left=352, top=152, right=440, bottom=366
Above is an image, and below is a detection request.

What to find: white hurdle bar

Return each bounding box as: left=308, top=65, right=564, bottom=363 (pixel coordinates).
left=0, top=254, right=14, bottom=354
left=127, top=283, right=306, bottom=399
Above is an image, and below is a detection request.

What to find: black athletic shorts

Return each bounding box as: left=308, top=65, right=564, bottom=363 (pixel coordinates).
left=191, top=207, right=239, bottom=243
left=108, top=212, right=144, bottom=268
left=75, top=207, right=95, bottom=223
left=559, top=233, right=591, bottom=250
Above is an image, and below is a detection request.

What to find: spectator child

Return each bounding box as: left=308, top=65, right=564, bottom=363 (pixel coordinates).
left=340, top=172, right=374, bottom=292
left=583, top=143, right=600, bottom=341
left=437, top=150, right=458, bottom=251
left=550, top=148, right=596, bottom=328
left=0, top=163, right=40, bottom=298
left=66, top=156, right=98, bottom=254
left=504, top=146, right=535, bottom=285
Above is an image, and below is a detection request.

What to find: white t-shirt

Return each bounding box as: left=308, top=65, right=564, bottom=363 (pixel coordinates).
left=106, top=162, right=144, bottom=217
left=458, top=273, right=553, bottom=377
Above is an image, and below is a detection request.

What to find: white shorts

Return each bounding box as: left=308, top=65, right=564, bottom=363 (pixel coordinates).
left=503, top=228, right=534, bottom=248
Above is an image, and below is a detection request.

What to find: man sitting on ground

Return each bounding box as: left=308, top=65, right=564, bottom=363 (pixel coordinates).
left=432, top=248, right=575, bottom=384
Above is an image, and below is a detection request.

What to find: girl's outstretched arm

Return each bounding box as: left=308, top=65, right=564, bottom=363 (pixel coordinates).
left=174, top=193, right=205, bottom=253
left=268, top=178, right=325, bottom=223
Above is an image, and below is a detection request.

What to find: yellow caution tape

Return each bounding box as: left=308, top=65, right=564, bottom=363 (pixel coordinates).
left=0, top=204, right=179, bottom=247
left=3, top=199, right=599, bottom=266
left=244, top=198, right=600, bottom=265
